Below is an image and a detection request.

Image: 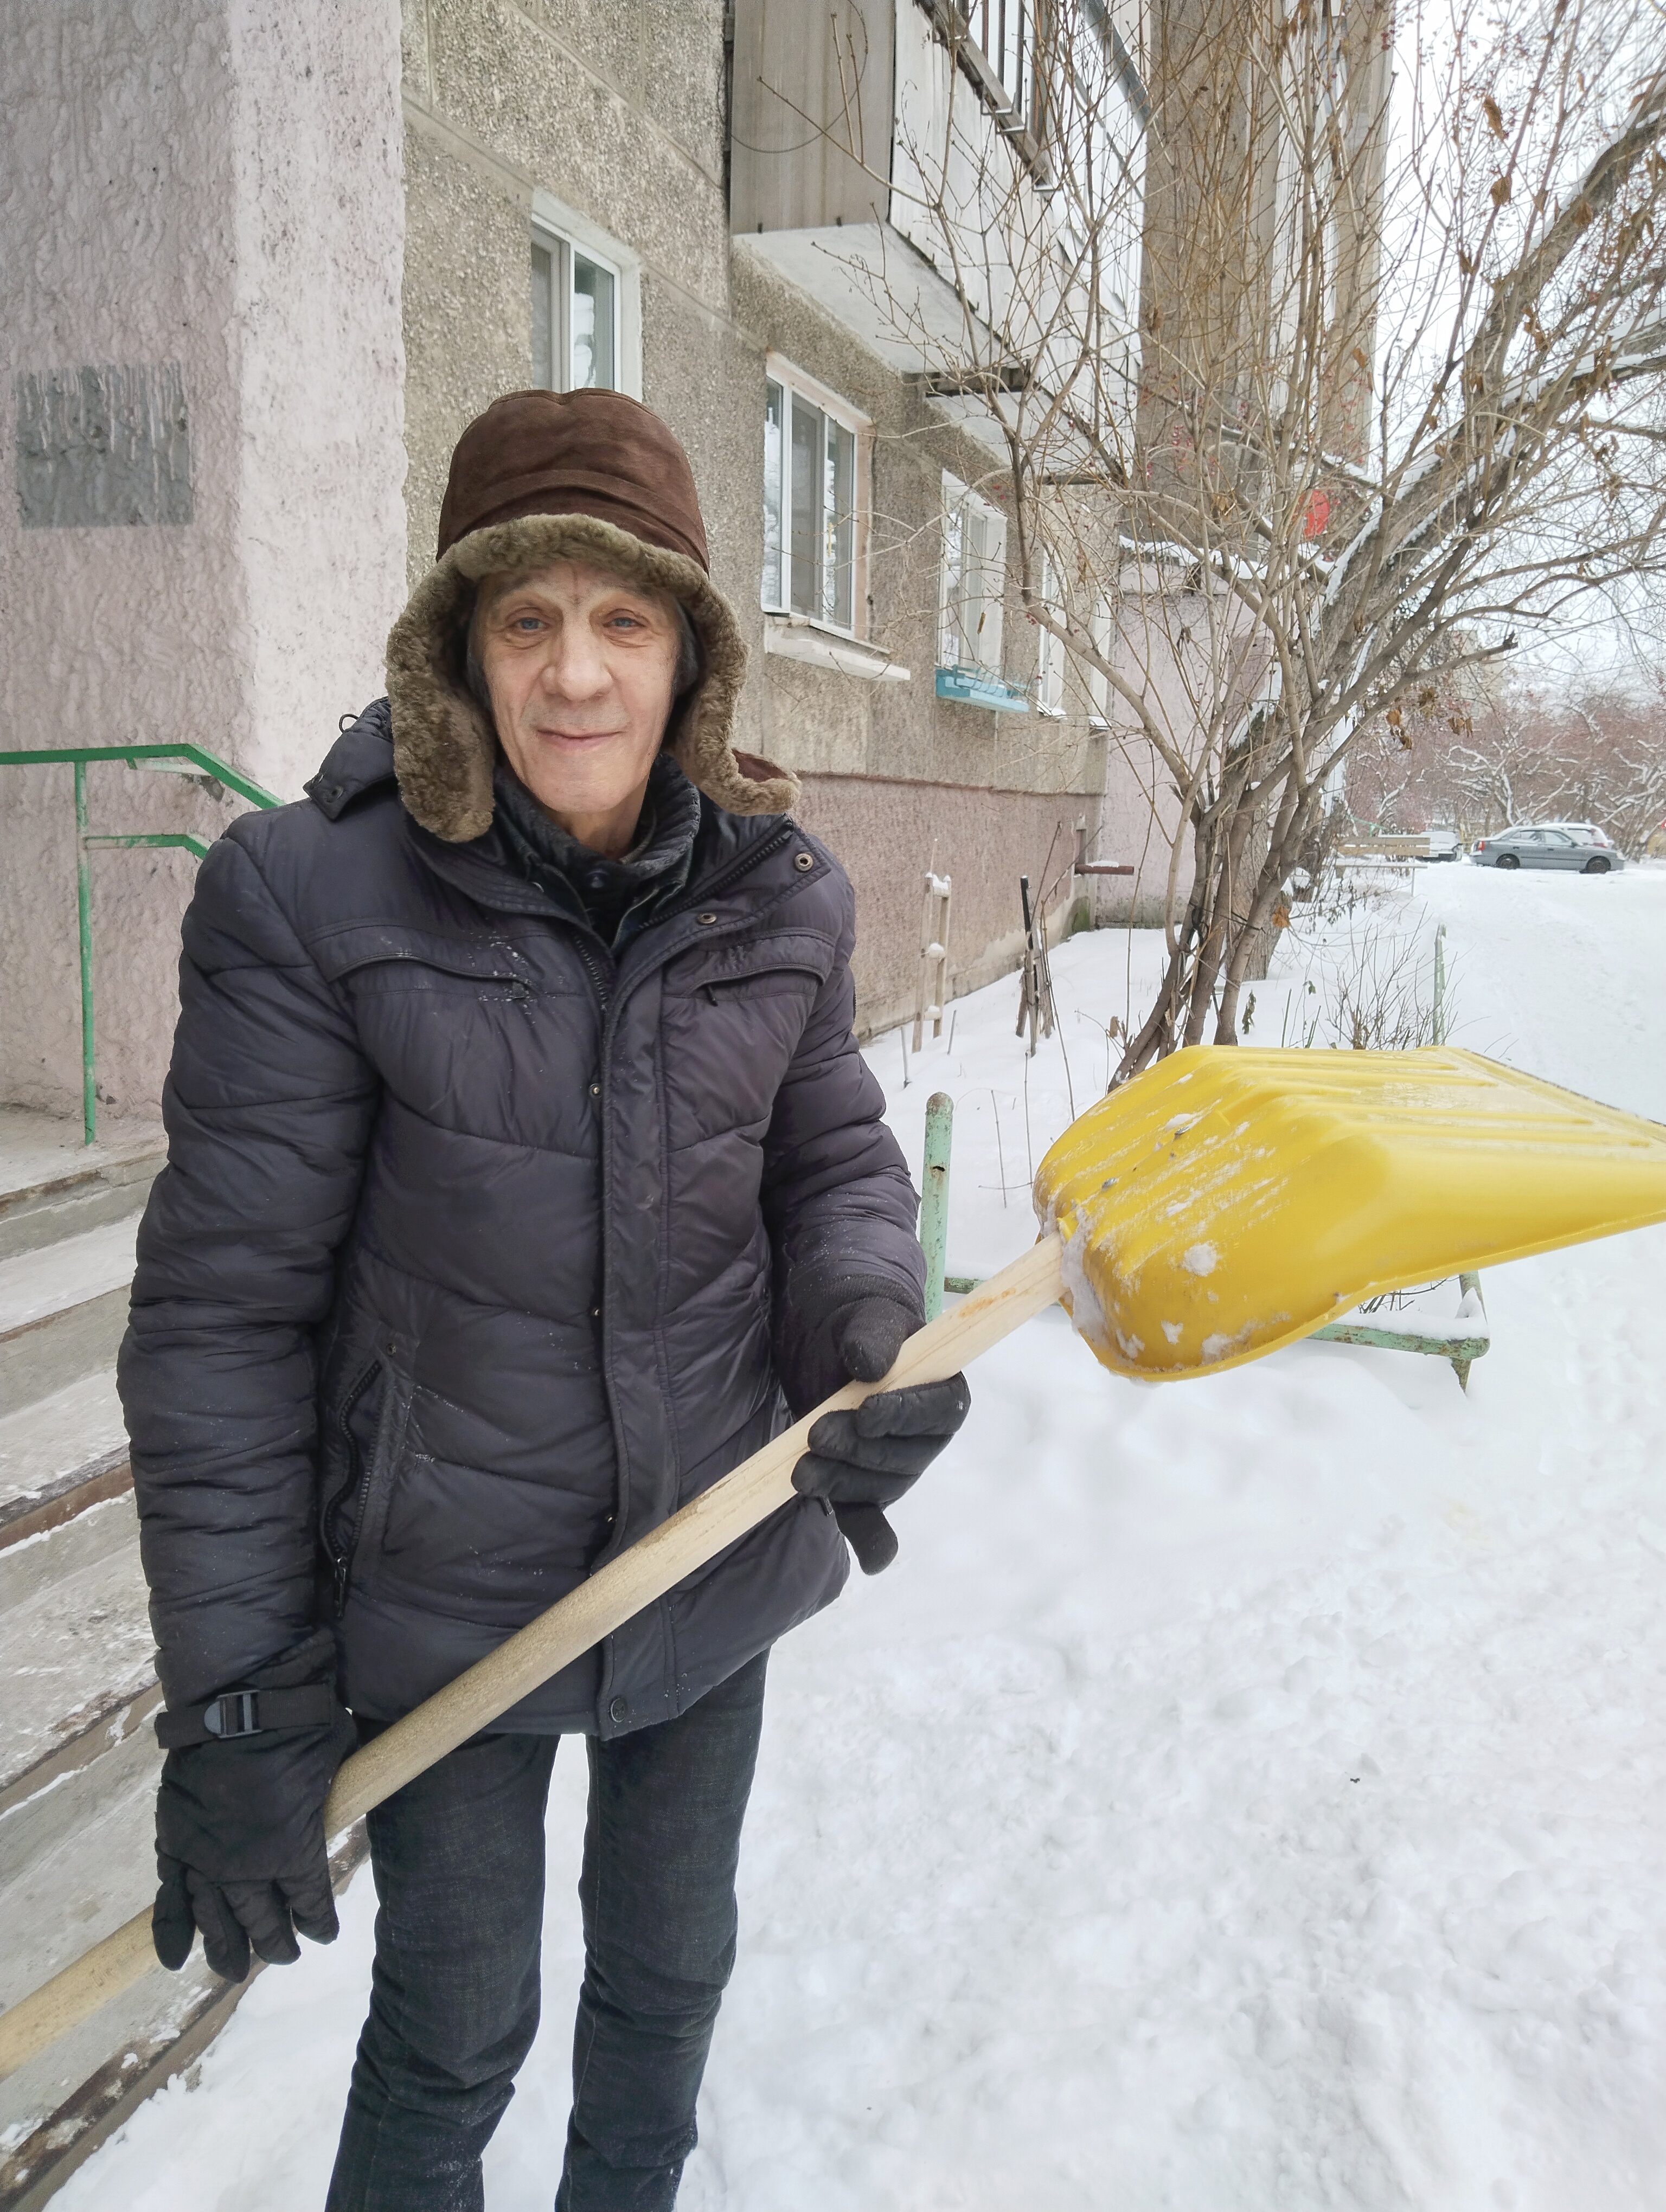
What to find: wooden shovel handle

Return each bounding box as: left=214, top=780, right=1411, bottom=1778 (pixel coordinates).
left=0, top=1236, right=1063, bottom=2085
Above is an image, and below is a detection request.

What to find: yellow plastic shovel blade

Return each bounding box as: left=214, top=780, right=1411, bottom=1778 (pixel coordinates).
left=1034, top=1046, right=1666, bottom=1381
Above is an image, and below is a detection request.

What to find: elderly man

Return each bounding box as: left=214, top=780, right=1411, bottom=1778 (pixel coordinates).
left=120, top=391, right=969, bottom=2210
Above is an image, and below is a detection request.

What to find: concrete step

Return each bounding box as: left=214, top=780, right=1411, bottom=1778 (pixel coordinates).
left=0, top=1369, right=130, bottom=1540
left=0, top=1496, right=168, bottom=2190
left=0, top=1701, right=163, bottom=2010
left=0, top=1105, right=164, bottom=1264
left=0, top=1115, right=230, bottom=2211
left=0, top=1218, right=138, bottom=1412
left=0, top=1822, right=369, bottom=2212
left=0, top=1491, right=155, bottom=1799
left=0, top=1495, right=164, bottom=2182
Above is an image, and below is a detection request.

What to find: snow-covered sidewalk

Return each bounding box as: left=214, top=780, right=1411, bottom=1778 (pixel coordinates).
left=53, top=868, right=1665, bottom=2212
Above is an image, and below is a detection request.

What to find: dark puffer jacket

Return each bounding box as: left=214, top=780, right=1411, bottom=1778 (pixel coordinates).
left=119, top=700, right=923, bottom=1740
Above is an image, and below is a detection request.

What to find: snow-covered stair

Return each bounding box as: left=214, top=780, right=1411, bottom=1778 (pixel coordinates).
left=0, top=1219, right=139, bottom=1429
left=0, top=1494, right=161, bottom=1980
left=0, top=1371, right=131, bottom=1541
left=0, top=1111, right=185, bottom=2203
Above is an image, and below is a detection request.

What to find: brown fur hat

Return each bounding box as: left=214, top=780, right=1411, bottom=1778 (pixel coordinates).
left=386, top=391, right=798, bottom=841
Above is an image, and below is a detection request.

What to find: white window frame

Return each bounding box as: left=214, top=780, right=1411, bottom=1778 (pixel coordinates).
left=1035, top=551, right=1066, bottom=716
left=530, top=189, right=643, bottom=399
left=761, top=353, right=871, bottom=639
left=966, top=0, right=1035, bottom=126
left=939, top=472, right=1008, bottom=674
left=1087, top=594, right=1112, bottom=728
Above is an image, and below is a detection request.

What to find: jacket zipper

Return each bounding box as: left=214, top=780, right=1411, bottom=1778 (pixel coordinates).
left=572, top=934, right=614, bottom=1014
left=583, top=819, right=800, bottom=1621
left=325, top=1357, right=382, bottom=1616
left=569, top=824, right=800, bottom=1014
left=579, top=821, right=798, bottom=1079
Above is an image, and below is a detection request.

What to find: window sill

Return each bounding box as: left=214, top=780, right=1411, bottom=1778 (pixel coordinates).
left=763, top=614, right=910, bottom=683
left=761, top=615, right=902, bottom=681
left=1035, top=702, right=1066, bottom=721
left=935, top=666, right=1030, bottom=713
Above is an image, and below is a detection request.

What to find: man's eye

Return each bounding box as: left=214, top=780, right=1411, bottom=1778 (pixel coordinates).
left=513, top=616, right=543, bottom=632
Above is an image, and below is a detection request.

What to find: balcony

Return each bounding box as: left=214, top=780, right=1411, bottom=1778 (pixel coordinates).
left=730, top=2, right=1145, bottom=460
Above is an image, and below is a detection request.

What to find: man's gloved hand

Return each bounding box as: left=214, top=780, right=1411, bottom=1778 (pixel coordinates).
left=152, top=1626, right=356, bottom=1982
left=787, top=1293, right=970, bottom=1575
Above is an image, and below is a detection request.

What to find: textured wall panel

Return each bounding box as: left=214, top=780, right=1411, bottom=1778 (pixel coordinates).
left=15, top=363, right=194, bottom=530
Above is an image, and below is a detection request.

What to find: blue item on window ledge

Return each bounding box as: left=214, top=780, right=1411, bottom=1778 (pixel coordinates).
left=934, top=665, right=1031, bottom=711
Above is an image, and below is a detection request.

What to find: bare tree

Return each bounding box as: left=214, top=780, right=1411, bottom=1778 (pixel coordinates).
left=804, top=0, right=1666, bottom=1076
left=1353, top=661, right=1666, bottom=845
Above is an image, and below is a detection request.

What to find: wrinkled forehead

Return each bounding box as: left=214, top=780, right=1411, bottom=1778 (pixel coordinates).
left=475, top=559, right=679, bottom=620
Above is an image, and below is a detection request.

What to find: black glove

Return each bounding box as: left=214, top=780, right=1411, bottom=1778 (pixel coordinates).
left=152, top=1626, right=356, bottom=1982
left=787, top=1293, right=970, bottom=1575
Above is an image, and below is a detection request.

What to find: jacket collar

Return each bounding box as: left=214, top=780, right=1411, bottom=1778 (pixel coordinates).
left=305, top=697, right=398, bottom=819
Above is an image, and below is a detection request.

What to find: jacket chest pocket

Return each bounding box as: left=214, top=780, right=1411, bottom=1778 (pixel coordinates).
left=311, top=925, right=594, bottom=1130
left=660, top=944, right=828, bottom=1144
left=311, top=921, right=575, bottom=998
left=318, top=927, right=543, bottom=1001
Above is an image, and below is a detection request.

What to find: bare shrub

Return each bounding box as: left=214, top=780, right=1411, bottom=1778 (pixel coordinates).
left=1324, top=922, right=1440, bottom=1051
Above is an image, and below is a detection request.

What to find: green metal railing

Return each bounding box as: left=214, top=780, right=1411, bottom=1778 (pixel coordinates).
left=0, top=745, right=281, bottom=1146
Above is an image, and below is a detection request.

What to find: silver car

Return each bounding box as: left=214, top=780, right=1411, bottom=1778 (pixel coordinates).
left=1470, top=825, right=1624, bottom=873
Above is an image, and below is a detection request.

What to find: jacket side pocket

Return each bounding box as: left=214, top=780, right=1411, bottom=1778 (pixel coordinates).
left=325, top=1354, right=413, bottom=1612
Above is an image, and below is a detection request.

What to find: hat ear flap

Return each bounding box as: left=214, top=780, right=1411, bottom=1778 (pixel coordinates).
left=386, top=560, right=497, bottom=842
left=668, top=585, right=797, bottom=814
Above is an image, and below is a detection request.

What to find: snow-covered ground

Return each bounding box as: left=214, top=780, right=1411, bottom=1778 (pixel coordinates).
left=56, top=866, right=1665, bottom=2211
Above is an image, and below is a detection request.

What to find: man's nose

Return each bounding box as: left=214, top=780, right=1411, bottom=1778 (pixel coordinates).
left=541, top=623, right=611, bottom=700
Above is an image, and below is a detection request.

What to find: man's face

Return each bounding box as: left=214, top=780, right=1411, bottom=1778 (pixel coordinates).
left=475, top=560, right=682, bottom=850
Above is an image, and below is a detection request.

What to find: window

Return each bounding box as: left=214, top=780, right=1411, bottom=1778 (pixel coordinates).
left=940, top=473, right=1007, bottom=673
left=762, top=364, right=863, bottom=633
left=1035, top=552, right=1065, bottom=716
left=531, top=228, right=620, bottom=393
left=967, top=0, right=1034, bottom=123
left=1087, top=595, right=1112, bottom=727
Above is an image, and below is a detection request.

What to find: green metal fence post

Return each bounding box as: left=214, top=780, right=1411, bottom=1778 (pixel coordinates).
left=920, top=1091, right=954, bottom=1322
left=73, top=758, right=96, bottom=1146
left=1451, top=1269, right=1485, bottom=1391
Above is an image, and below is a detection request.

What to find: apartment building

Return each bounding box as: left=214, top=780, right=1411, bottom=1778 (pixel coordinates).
left=1, top=0, right=1150, bottom=1130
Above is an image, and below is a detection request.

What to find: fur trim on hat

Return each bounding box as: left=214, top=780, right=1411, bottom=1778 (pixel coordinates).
left=385, top=513, right=798, bottom=842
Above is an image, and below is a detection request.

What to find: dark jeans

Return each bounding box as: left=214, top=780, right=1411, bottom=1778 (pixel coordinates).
left=325, top=1651, right=768, bottom=2212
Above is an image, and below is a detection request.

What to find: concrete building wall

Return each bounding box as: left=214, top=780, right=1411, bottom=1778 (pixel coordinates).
left=5, top=0, right=1168, bottom=1124
left=1, top=1, right=406, bottom=1122
left=399, top=0, right=737, bottom=571
left=228, top=3, right=408, bottom=794
left=398, top=5, right=1119, bottom=1041
left=794, top=773, right=1095, bottom=1037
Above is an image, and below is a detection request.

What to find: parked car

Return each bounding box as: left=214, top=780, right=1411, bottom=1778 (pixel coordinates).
left=1424, top=828, right=1461, bottom=861
left=1470, top=825, right=1625, bottom=872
